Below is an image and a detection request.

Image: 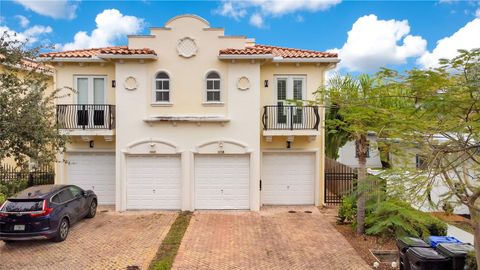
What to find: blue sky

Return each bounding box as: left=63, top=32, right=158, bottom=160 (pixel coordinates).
left=1, top=0, right=479, bottom=73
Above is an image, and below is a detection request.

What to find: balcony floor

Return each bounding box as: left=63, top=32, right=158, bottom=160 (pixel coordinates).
left=262, top=129, right=319, bottom=137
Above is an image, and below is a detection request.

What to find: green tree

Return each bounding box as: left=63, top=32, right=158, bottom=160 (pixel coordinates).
left=0, top=33, right=67, bottom=168
left=319, top=73, right=406, bottom=234
left=324, top=104, right=350, bottom=159
left=383, top=49, right=480, bottom=268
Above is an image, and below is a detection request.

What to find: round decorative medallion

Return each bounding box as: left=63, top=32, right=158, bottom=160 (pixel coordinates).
left=177, top=37, right=197, bottom=58
left=124, top=76, right=138, bottom=91
left=237, top=76, right=250, bottom=90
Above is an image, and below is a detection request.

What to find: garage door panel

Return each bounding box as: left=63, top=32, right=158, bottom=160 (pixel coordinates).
left=126, top=155, right=181, bottom=210
left=195, top=155, right=250, bottom=210
left=262, top=152, right=315, bottom=205
left=67, top=153, right=115, bottom=205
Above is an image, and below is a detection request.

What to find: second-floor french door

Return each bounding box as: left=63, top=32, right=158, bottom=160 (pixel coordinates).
left=275, top=75, right=306, bottom=129
left=75, top=76, right=107, bottom=128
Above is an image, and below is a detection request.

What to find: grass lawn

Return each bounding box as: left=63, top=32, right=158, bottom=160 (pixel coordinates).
left=149, top=211, right=193, bottom=270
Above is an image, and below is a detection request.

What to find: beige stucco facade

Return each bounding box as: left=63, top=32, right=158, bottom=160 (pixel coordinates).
left=46, top=15, right=338, bottom=211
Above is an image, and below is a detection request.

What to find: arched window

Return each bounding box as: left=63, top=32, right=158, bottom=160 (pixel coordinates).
left=205, top=71, right=221, bottom=102
left=154, top=72, right=170, bottom=102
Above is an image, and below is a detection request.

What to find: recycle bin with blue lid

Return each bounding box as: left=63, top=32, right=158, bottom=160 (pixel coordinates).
left=427, top=236, right=461, bottom=247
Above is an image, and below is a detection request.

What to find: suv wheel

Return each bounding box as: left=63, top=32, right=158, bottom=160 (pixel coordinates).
left=53, top=218, right=69, bottom=242
left=86, top=200, right=97, bottom=218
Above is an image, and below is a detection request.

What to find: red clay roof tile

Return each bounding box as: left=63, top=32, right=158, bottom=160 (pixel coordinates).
left=39, top=46, right=156, bottom=58
left=219, top=44, right=337, bottom=58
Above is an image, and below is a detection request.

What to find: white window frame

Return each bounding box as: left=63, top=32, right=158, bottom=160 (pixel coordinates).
left=73, top=75, right=107, bottom=104
left=204, top=70, right=223, bottom=104
left=152, top=71, right=172, bottom=105
left=273, top=75, right=307, bottom=103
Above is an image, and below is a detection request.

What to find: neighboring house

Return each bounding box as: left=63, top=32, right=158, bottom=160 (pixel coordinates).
left=388, top=146, right=470, bottom=215
left=336, top=133, right=383, bottom=168
left=0, top=57, right=54, bottom=169
left=39, top=15, right=339, bottom=211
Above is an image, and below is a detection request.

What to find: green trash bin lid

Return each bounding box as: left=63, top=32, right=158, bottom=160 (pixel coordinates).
left=437, top=243, right=474, bottom=257
left=397, top=236, right=430, bottom=247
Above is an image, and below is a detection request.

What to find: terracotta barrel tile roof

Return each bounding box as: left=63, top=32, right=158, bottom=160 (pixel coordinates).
left=39, top=46, right=156, bottom=58
left=219, top=44, right=337, bottom=58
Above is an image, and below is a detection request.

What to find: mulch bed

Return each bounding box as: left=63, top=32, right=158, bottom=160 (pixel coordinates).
left=333, top=223, right=399, bottom=269
left=319, top=206, right=399, bottom=269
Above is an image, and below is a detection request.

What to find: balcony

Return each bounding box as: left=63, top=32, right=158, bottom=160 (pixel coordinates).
left=56, top=104, right=115, bottom=136
left=262, top=105, right=320, bottom=138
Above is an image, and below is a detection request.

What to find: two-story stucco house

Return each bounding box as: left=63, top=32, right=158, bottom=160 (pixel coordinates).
left=39, top=15, right=339, bottom=211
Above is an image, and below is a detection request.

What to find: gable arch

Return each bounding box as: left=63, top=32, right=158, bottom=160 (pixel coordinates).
left=123, top=138, right=182, bottom=154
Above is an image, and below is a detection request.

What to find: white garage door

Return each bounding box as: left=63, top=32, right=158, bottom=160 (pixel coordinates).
left=262, top=152, right=315, bottom=205
left=195, top=155, right=250, bottom=210
left=126, top=155, right=181, bottom=210
left=67, top=152, right=115, bottom=205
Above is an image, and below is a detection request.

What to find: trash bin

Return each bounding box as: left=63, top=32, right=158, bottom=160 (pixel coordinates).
left=396, top=237, right=430, bottom=270
left=437, top=243, right=474, bottom=270
left=406, top=247, right=451, bottom=270
left=427, top=236, right=461, bottom=247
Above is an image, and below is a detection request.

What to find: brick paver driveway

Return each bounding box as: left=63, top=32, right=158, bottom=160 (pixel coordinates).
left=173, top=206, right=369, bottom=270
left=0, top=208, right=176, bottom=270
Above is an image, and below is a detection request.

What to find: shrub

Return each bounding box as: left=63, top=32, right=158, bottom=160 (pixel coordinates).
left=365, top=199, right=447, bottom=238
left=0, top=193, right=5, bottom=205
left=465, top=250, right=477, bottom=270
left=338, top=194, right=357, bottom=224
left=0, top=180, right=28, bottom=201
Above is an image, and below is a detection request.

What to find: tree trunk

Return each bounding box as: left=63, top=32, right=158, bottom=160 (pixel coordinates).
left=356, top=134, right=368, bottom=235
left=469, top=206, right=480, bottom=270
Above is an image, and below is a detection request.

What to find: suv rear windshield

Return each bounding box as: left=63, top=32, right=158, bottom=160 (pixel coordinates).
left=1, top=200, right=44, bottom=212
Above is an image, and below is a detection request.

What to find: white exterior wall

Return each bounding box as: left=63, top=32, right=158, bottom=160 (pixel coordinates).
left=337, top=136, right=382, bottom=168
left=115, top=61, right=261, bottom=211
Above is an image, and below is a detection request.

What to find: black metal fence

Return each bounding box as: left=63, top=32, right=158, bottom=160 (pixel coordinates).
left=56, top=104, right=115, bottom=130
left=262, top=105, right=320, bottom=130
left=325, top=157, right=357, bottom=205
left=0, top=163, right=55, bottom=187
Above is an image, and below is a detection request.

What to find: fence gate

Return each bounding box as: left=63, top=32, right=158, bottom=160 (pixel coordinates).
left=324, top=158, right=357, bottom=205
left=0, top=164, right=55, bottom=187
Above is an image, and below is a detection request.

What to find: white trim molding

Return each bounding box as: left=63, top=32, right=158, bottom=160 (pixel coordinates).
left=193, top=139, right=253, bottom=154
left=123, top=138, right=183, bottom=154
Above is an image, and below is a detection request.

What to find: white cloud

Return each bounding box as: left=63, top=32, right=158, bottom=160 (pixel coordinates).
left=249, top=13, right=264, bottom=28
left=15, top=15, right=29, bottom=28
left=14, top=0, right=78, bottom=20
left=0, top=24, right=52, bottom=45
left=418, top=18, right=480, bottom=68
left=217, top=0, right=341, bottom=28
left=62, top=9, right=144, bottom=50
left=332, top=14, right=427, bottom=72
left=217, top=1, right=247, bottom=20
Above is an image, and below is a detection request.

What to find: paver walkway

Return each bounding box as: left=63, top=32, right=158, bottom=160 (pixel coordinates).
left=0, top=209, right=177, bottom=270
left=172, top=206, right=369, bottom=270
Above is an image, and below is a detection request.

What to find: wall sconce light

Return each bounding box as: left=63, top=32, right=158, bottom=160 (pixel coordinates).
left=112, top=80, right=116, bottom=88
left=264, top=80, right=269, bottom=87
left=89, top=140, right=94, bottom=148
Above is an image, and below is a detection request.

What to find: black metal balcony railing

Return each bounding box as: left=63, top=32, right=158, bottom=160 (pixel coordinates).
left=56, top=104, right=115, bottom=130
left=262, top=105, right=320, bottom=130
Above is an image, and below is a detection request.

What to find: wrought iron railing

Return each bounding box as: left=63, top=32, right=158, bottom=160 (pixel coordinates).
left=56, top=104, right=115, bottom=130
left=262, top=105, right=320, bottom=130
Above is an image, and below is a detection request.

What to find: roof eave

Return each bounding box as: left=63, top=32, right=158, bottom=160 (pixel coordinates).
left=272, top=57, right=340, bottom=63
left=37, top=57, right=106, bottom=63
left=96, top=54, right=158, bottom=60
left=218, top=54, right=274, bottom=60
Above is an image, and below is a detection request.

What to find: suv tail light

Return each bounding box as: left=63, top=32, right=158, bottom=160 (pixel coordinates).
left=30, top=200, right=53, bottom=217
